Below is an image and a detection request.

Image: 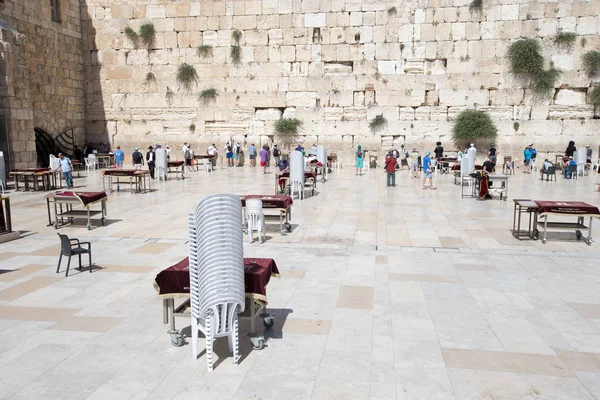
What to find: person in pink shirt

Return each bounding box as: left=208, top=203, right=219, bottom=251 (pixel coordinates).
left=259, top=146, right=268, bottom=174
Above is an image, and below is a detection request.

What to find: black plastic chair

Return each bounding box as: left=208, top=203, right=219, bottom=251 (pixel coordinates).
left=56, top=234, right=92, bottom=277
left=565, top=164, right=578, bottom=180
left=542, top=166, right=556, bottom=181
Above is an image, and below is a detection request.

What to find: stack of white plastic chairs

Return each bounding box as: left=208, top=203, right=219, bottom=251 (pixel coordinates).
left=155, top=148, right=168, bottom=180
left=460, top=155, right=474, bottom=198
left=246, top=198, right=265, bottom=243
left=85, top=154, right=98, bottom=172
left=289, top=150, right=305, bottom=200
left=575, top=149, right=587, bottom=176
left=316, top=145, right=327, bottom=180
left=188, top=194, right=246, bottom=371
left=49, top=154, right=60, bottom=171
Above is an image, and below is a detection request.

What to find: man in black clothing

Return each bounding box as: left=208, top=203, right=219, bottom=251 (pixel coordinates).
left=73, top=145, right=82, bottom=163
left=146, top=146, right=155, bottom=178
left=488, top=144, right=497, bottom=171
left=434, top=141, right=444, bottom=159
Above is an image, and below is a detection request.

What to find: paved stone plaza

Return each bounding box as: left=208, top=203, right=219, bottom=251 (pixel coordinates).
left=1, top=165, right=600, bottom=399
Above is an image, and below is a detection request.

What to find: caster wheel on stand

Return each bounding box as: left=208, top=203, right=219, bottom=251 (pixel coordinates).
left=576, top=230, right=582, bottom=240
left=541, top=239, right=547, bottom=244
left=263, top=316, right=275, bottom=329
left=249, top=334, right=267, bottom=350
left=285, top=223, right=292, bottom=232
left=169, top=331, right=184, bottom=347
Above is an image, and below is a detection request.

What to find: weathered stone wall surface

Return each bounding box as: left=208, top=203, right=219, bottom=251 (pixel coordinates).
left=0, top=0, right=85, bottom=168
left=82, top=0, right=600, bottom=160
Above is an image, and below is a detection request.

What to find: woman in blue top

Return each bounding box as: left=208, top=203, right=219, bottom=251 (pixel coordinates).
left=355, top=145, right=364, bottom=175
left=523, top=146, right=532, bottom=174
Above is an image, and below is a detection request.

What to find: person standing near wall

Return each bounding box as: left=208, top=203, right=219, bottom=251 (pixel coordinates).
left=113, top=146, right=124, bottom=168
left=421, top=150, right=436, bottom=190
left=259, top=145, right=268, bottom=174
left=132, top=147, right=144, bottom=170
left=55, top=153, right=73, bottom=189
left=385, top=152, right=397, bottom=187
left=146, top=146, right=155, bottom=179
left=207, top=143, right=218, bottom=168
left=248, top=143, right=256, bottom=167
left=355, top=145, right=364, bottom=175
left=272, top=144, right=281, bottom=166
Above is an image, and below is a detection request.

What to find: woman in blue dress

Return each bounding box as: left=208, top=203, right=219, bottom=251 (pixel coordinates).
left=355, top=145, right=364, bottom=175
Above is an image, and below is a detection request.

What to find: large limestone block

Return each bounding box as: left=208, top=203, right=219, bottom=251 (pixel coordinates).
left=551, top=55, right=574, bottom=71
left=548, top=105, right=593, bottom=120
left=343, top=107, right=367, bottom=121
left=577, top=17, right=598, bottom=35
left=554, top=89, right=587, bottom=106
left=304, top=13, right=326, bottom=27
left=286, top=92, right=317, bottom=107
left=323, top=107, right=344, bottom=120
left=255, top=108, right=283, bottom=120
left=378, top=61, right=396, bottom=75
left=435, top=23, right=452, bottom=41
left=146, top=5, right=166, bottom=18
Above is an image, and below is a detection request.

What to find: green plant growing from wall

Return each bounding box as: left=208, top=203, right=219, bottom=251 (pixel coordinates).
left=189, top=124, right=196, bottom=133
left=400, top=43, right=405, bottom=51
left=197, top=45, right=213, bottom=58
left=145, top=72, right=156, bottom=84
left=176, top=63, right=198, bottom=90
left=231, top=45, right=242, bottom=65
left=139, top=22, right=156, bottom=47
left=274, top=118, right=303, bottom=147
left=588, top=86, right=600, bottom=118
left=369, top=115, right=387, bottom=133
left=232, top=30, right=243, bottom=43
left=581, top=37, right=587, bottom=48
left=553, top=31, right=577, bottom=51
left=469, top=0, right=483, bottom=13
left=332, top=88, right=340, bottom=95
left=533, top=67, right=561, bottom=97
left=507, top=39, right=544, bottom=75
left=452, top=109, right=498, bottom=149
left=198, top=88, right=218, bottom=105
left=387, top=7, right=397, bottom=16
left=165, top=87, right=175, bottom=106
left=124, top=26, right=138, bottom=46
left=513, top=122, right=520, bottom=131
left=582, top=50, right=600, bottom=77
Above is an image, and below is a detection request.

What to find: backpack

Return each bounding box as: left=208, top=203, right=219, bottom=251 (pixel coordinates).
left=133, top=152, right=143, bottom=163
left=227, top=144, right=232, bottom=152
left=184, top=149, right=191, bottom=159
left=235, top=145, right=241, bottom=154
left=531, top=148, right=537, bottom=157
left=273, top=148, right=280, bottom=157
left=357, top=150, right=362, bottom=157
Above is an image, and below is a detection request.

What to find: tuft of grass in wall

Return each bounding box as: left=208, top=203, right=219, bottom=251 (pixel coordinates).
left=139, top=22, right=156, bottom=47
left=189, top=124, right=196, bottom=133
left=198, top=88, right=218, bottom=105
left=232, top=30, right=242, bottom=44
left=581, top=37, right=587, bottom=48
left=332, top=88, right=340, bottom=95
left=145, top=72, right=156, bottom=84
left=553, top=31, right=577, bottom=51
left=452, top=109, right=497, bottom=149
left=231, top=45, right=242, bottom=65
left=400, top=43, right=405, bottom=51
left=533, top=67, right=561, bottom=97
left=582, top=50, right=600, bottom=77
left=513, top=122, right=520, bottom=131
left=469, top=0, right=483, bottom=13
left=197, top=45, right=213, bottom=58
left=124, top=26, right=138, bottom=47
left=507, top=38, right=544, bottom=75
left=176, top=63, right=198, bottom=90
left=165, top=87, right=175, bottom=106
left=275, top=118, right=303, bottom=136
left=369, top=115, right=387, bottom=133
left=387, top=7, right=397, bottom=16
left=588, top=86, right=600, bottom=105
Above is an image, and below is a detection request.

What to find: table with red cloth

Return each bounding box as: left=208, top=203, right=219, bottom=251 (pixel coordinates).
left=45, top=191, right=108, bottom=230
left=102, top=169, right=151, bottom=193
left=453, top=164, right=483, bottom=185
left=153, top=257, right=280, bottom=346
left=70, top=160, right=82, bottom=177
left=275, top=170, right=318, bottom=196
left=193, top=154, right=215, bottom=170
left=241, top=194, right=293, bottom=234
left=521, top=200, right=600, bottom=245
left=167, top=160, right=185, bottom=180
left=436, top=157, right=458, bottom=174
left=9, top=168, right=61, bottom=191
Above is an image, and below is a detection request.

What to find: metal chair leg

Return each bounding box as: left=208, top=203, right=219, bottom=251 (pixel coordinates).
left=56, top=253, right=62, bottom=273
left=78, top=254, right=82, bottom=270
left=65, top=256, right=72, bottom=277
left=88, top=252, right=92, bottom=273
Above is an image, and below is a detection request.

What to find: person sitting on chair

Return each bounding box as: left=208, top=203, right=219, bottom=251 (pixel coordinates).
left=563, top=157, right=577, bottom=179
left=277, top=156, right=290, bottom=193
left=539, top=159, right=553, bottom=180
left=478, top=156, right=495, bottom=200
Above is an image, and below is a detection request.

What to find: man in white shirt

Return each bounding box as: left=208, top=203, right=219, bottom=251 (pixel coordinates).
left=207, top=143, right=218, bottom=167
left=539, top=159, right=554, bottom=180
left=54, top=153, right=73, bottom=189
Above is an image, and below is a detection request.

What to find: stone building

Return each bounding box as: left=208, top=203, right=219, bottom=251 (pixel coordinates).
left=2, top=0, right=600, bottom=168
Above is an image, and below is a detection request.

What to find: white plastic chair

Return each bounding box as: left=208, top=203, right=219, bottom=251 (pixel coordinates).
left=246, top=198, right=265, bottom=243
left=49, top=154, right=60, bottom=170
left=290, top=151, right=305, bottom=200
left=460, top=156, right=474, bottom=198
left=188, top=194, right=245, bottom=371
left=85, top=154, right=98, bottom=172
left=203, top=158, right=213, bottom=172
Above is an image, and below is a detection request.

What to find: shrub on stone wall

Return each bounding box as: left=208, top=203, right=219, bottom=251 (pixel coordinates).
left=469, top=0, right=483, bottom=13
left=553, top=31, right=577, bottom=51
left=145, top=72, right=156, bottom=84
left=124, top=27, right=138, bottom=47
left=165, top=87, right=175, bottom=106
left=507, top=39, right=544, bottom=75
left=452, top=110, right=498, bottom=149
left=199, top=88, right=218, bottom=105
left=176, top=64, right=198, bottom=90
left=139, top=23, right=156, bottom=47
left=582, top=51, right=600, bottom=78
left=369, top=115, right=387, bottom=133
left=275, top=118, right=303, bottom=146
left=231, top=45, right=242, bottom=65
left=588, top=86, right=600, bottom=105
left=533, top=67, right=561, bottom=97
left=197, top=45, right=213, bottom=58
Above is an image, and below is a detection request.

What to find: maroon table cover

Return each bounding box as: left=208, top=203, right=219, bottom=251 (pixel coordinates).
left=242, top=195, right=293, bottom=209
left=534, top=201, right=600, bottom=216
left=437, top=157, right=458, bottom=162
left=54, top=191, right=107, bottom=206
left=452, top=164, right=482, bottom=171
left=102, top=169, right=141, bottom=177
left=279, top=171, right=317, bottom=180
left=194, top=155, right=215, bottom=159
left=153, top=257, right=279, bottom=306
left=168, top=161, right=185, bottom=167
left=11, top=168, right=49, bottom=173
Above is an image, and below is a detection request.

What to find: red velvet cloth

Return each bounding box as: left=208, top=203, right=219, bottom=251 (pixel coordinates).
left=154, top=257, right=279, bottom=298
left=242, top=195, right=293, bottom=209
left=534, top=201, right=600, bottom=216
left=54, top=191, right=107, bottom=206
left=279, top=171, right=317, bottom=180
left=452, top=164, right=482, bottom=171
left=168, top=161, right=185, bottom=167
left=102, top=169, right=141, bottom=176
left=437, top=157, right=458, bottom=162
left=194, top=155, right=215, bottom=159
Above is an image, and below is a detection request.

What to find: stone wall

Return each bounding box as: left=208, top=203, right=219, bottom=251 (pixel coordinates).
left=0, top=0, right=85, bottom=168
left=82, top=0, right=600, bottom=161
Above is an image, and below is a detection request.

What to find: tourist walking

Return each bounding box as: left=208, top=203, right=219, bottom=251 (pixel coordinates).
left=185, top=146, right=194, bottom=172
left=409, top=148, right=420, bottom=179
left=523, top=146, right=532, bottom=174
left=132, top=147, right=144, bottom=170
left=207, top=143, right=218, bottom=168
left=248, top=143, right=256, bottom=167
left=225, top=141, right=233, bottom=167
left=384, top=152, right=398, bottom=187
left=146, top=146, right=155, bottom=179
left=259, top=146, right=268, bottom=174
left=55, top=153, right=73, bottom=189
left=355, top=145, right=364, bottom=175
left=421, top=150, right=436, bottom=190
left=272, top=144, right=281, bottom=166
left=113, top=146, right=124, bottom=168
